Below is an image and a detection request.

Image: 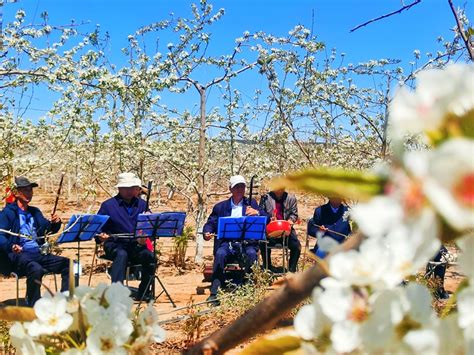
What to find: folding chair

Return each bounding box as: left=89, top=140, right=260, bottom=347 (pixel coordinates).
left=88, top=244, right=142, bottom=288
left=1, top=251, right=58, bottom=306
left=263, top=237, right=289, bottom=274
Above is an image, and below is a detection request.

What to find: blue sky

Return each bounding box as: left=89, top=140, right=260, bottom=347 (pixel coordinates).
left=3, top=0, right=471, bottom=124
left=4, top=0, right=467, bottom=64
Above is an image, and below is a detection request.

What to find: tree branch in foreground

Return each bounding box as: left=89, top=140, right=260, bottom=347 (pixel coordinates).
left=186, top=233, right=363, bottom=354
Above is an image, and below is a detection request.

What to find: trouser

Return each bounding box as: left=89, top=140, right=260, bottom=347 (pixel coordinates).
left=210, top=241, right=258, bottom=295
left=261, top=233, right=301, bottom=272
left=427, top=245, right=448, bottom=282
left=104, top=240, right=155, bottom=296
left=9, top=251, right=69, bottom=306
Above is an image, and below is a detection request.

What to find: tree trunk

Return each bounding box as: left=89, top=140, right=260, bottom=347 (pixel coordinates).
left=195, top=85, right=207, bottom=263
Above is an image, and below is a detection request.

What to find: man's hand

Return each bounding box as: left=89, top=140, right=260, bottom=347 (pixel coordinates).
left=204, top=232, right=214, bottom=241
left=137, top=237, right=147, bottom=245
left=51, top=213, right=61, bottom=224
left=245, top=206, right=259, bottom=216
left=12, top=244, right=22, bottom=254
left=319, top=225, right=328, bottom=232
left=97, top=233, right=110, bottom=242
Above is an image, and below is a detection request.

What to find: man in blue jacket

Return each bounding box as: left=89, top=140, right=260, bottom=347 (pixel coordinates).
left=0, top=176, right=69, bottom=306
left=96, top=172, right=155, bottom=301
left=310, top=197, right=351, bottom=257
left=203, top=175, right=267, bottom=305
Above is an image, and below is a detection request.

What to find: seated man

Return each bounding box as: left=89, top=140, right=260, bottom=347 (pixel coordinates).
left=310, top=197, right=351, bottom=257
left=427, top=245, right=450, bottom=299
left=0, top=176, right=69, bottom=306
left=96, top=172, right=155, bottom=301
left=259, top=188, right=301, bottom=273
left=203, top=175, right=267, bottom=304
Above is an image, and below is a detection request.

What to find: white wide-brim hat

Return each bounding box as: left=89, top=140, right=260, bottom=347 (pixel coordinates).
left=115, top=172, right=141, bottom=188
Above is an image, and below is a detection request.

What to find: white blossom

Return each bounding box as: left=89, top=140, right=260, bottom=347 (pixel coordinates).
left=28, top=293, right=73, bottom=336
left=389, top=64, right=474, bottom=140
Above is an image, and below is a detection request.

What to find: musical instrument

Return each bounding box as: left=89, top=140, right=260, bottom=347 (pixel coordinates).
left=40, top=173, right=65, bottom=255
left=52, top=172, right=65, bottom=216
left=145, top=180, right=153, bottom=211
left=109, top=233, right=135, bottom=239
left=266, top=220, right=291, bottom=238
left=39, top=242, right=51, bottom=255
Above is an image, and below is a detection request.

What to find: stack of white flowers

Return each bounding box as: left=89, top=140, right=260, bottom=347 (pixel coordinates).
left=9, top=283, right=166, bottom=354
left=294, top=64, right=474, bottom=354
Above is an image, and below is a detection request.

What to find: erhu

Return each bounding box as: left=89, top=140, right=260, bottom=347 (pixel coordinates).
left=40, top=172, right=65, bottom=255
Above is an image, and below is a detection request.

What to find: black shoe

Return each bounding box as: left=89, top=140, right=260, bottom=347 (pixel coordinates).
left=206, top=294, right=220, bottom=307
left=435, top=288, right=450, bottom=300
left=133, top=291, right=152, bottom=302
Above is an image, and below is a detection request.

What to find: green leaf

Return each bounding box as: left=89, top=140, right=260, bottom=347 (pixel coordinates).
left=241, top=329, right=303, bottom=355
left=271, top=167, right=386, bottom=201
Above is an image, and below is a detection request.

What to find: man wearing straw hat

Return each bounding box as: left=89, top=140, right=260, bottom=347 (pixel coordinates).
left=96, top=172, right=155, bottom=301
left=0, top=176, right=70, bottom=306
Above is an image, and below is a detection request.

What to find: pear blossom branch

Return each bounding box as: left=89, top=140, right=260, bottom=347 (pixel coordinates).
left=447, top=0, right=474, bottom=60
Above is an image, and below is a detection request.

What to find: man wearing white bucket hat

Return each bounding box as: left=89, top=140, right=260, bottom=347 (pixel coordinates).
left=96, top=172, right=155, bottom=301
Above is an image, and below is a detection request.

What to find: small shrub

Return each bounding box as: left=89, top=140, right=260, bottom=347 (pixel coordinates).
left=172, top=225, right=194, bottom=268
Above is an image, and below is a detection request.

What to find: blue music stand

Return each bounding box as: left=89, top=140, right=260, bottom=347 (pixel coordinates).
left=217, top=216, right=267, bottom=241
left=135, top=212, right=186, bottom=307
left=57, top=214, right=109, bottom=285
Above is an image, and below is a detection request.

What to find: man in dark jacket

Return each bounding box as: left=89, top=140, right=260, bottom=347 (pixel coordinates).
left=203, top=175, right=267, bottom=304
left=0, top=176, right=69, bottom=306
left=310, top=197, right=351, bottom=257
left=96, top=172, right=155, bottom=301
left=259, top=188, right=301, bottom=272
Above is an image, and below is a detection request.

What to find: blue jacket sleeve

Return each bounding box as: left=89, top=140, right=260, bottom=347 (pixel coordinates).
left=0, top=210, right=14, bottom=253
left=96, top=203, right=111, bottom=241
left=203, top=204, right=219, bottom=235
left=313, top=207, right=322, bottom=226
left=252, top=199, right=268, bottom=222
left=33, top=208, right=61, bottom=236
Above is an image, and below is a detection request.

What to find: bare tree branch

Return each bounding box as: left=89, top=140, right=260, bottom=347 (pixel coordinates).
left=350, top=0, right=422, bottom=33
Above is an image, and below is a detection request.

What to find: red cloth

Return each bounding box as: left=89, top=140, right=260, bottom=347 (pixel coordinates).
left=275, top=200, right=284, bottom=220
left=146, top=238, right=153, bottom=252
left=5, top=187, right=15, bottom=204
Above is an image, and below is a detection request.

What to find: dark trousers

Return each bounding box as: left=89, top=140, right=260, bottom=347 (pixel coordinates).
left=8, top=251, right=69, bottom=306
left=104, top=240, right=155, bottom=296
left=261, top=233, right=301, bottom=272
left=210, top=241, right=258, bottom=295
left=427, top=245, right=448, bottom=282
